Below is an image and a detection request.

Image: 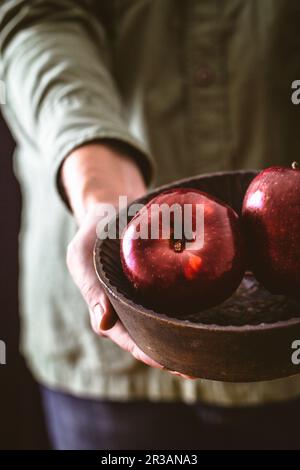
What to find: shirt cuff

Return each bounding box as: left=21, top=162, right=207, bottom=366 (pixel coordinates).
left=51, top=127, right=155, bottom=210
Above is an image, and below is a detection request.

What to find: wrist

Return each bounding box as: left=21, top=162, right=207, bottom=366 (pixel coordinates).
left=61, top=142, right=146, bottom=223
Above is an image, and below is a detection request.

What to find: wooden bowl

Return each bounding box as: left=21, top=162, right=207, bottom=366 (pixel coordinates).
left=94, top=171, right=300, bottom=382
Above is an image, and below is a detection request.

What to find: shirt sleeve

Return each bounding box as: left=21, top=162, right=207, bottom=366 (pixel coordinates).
left=0, top=0, right=155, bottom=193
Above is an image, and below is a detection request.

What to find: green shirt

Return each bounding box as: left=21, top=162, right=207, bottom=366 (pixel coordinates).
left=1, top=0, right=300, bottom=405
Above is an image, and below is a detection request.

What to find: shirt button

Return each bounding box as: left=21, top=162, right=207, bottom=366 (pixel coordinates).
left=194, top=67, right=215, bottom=86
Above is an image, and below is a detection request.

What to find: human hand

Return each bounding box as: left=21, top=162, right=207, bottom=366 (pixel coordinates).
left=62, top=143, right=194, bottom=378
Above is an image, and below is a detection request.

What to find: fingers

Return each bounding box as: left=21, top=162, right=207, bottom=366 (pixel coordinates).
left=89, top=298, right=118, bottom=333
left=87, top=290, right=196, bottom=378
left=89, top=301, right=196, bottom=378
left=95, top=317, right=196, bottom=378
left=168, top=370, right=198, bottom=380
left=90, top=312, right=165, bottom=370
left=103, top=320, right=165, bottom=370
left=98, top=295, right=118, bottom=330
left=67, top=224, right=119, bottom=341
left=67, top=218, right=196, bottom=380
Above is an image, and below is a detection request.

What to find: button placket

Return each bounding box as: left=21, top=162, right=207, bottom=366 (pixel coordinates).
left=185, top=0, right=225, bottom=172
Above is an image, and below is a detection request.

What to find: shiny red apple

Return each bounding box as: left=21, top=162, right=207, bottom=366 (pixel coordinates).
left=242, top=162, right=300, bottom=297
left=120, top=188, right=245, bottom=315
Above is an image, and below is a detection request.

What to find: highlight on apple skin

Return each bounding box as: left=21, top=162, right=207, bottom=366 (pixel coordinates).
left=242, top=162, right=300, bottom=298
left=120, top=188, right=246, bottom=316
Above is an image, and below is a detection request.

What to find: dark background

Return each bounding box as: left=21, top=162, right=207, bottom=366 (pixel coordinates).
left=0, top=112, right=49, bottom=449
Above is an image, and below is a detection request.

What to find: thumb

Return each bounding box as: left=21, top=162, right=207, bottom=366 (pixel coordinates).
left=66, top=225, right=118, bottom=334
left=91, top=294, right=118, bottom=332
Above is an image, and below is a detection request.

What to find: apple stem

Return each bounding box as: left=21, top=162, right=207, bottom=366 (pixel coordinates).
left=292, top=161, right=299, bottom=170
left=173, top=240, right=184, bottom=253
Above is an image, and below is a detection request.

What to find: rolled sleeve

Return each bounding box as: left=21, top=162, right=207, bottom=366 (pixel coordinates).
left=0, top=0, right=154, bottom=194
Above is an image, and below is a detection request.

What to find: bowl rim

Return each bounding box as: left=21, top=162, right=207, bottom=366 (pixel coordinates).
left=94, top=170, right=300, bottom=333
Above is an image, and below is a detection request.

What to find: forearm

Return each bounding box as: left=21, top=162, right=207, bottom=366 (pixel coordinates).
left=61, top=143, right=146, bottom=223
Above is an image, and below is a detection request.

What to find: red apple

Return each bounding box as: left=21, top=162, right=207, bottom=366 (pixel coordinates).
left=242, top=162, right=300, bottom=297
left=121, top=188, right=245, bottom=315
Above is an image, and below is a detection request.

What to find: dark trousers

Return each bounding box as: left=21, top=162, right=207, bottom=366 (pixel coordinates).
left=41, top=386, right=300, bottom=450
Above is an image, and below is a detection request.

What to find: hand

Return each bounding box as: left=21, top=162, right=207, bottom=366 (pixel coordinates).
left=62, top=143, right=194, bottom=378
